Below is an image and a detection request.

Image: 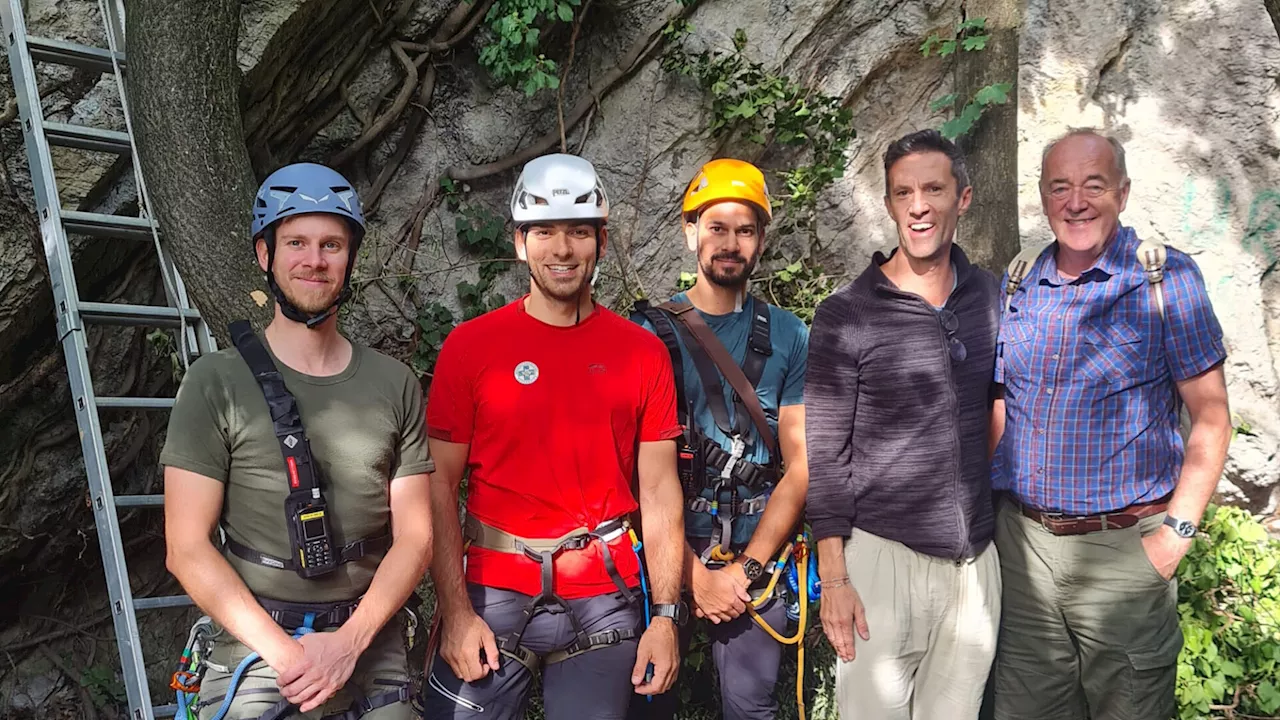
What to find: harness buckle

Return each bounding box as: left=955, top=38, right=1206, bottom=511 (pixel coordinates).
left=720, top=435, right=747, bottom=480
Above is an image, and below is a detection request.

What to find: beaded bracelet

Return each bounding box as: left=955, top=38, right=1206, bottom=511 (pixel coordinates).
left=818, top=576, right=851, bottom=589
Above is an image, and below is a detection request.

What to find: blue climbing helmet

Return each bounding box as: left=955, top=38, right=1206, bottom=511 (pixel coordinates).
left=251, top=162, right=366, bottom=328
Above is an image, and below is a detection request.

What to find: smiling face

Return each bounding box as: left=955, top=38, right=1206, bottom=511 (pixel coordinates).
left=684, top=200, right=763, bottom=289
left=1040, top=133, right=1130, bottom=255
left=883, top=150, right=972, bottom=263
left=256, top=213, right=351, bottom=314
left=515, top=220, right=605, bottom=302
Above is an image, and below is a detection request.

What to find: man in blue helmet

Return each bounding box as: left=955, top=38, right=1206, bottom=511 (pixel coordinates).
left=161, top=162, right=435, bottom=719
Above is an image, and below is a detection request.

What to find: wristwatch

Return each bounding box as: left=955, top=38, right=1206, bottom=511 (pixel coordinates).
left=736, top=555, right=765, bottom=583
left=1163, top=515, right=1198, bottom=538
left=651, top=602, right=689, bottom=627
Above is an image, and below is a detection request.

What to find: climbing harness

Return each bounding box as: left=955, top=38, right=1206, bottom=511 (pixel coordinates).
left=743, top=531, right=818, bottom=720
left=174, top=601, right=416, bottom=720
left=1003, top=235, right=1169, bottom=320
left=223, top=320, right=389, bottom=579
left=630, top=296, right=780, bottom=561
left=461, top=514, right=643, bottom=668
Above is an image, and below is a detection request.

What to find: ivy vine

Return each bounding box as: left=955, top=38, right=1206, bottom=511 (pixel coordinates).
left=921, top=17, right=1013, bottom=141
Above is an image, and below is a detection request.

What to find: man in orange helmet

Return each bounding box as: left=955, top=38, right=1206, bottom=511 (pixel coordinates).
left=628, top=158, right=810, bottom=720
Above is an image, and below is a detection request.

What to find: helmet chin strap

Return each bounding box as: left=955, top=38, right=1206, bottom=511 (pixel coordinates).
left=263, top=228, right=357, bottom=330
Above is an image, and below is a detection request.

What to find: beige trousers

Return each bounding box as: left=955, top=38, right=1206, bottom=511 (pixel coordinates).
left=835, top=527, right=1002, bottom=720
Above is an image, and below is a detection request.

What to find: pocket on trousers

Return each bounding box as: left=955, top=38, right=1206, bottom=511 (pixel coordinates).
left=1125, top=640, right=1180, bottom=719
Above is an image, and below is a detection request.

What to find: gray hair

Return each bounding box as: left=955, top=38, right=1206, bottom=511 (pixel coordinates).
left=1040, top=127, right=1128, bottom=180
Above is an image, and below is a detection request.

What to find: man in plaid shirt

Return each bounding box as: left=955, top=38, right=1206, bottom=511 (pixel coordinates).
left=990, top=128, right=1232, bottom=720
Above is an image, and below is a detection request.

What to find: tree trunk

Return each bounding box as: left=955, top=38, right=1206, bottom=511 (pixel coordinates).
left=124, top=0, right=268, bottom=346
left=954, top=0, right=1021, bottom=274
left=1264, top=0, right=1280, bottom=45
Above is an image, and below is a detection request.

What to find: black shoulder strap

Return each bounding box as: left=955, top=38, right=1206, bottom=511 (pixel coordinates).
left=228, top=321, right=320, bottom=496
left=630, top=301, right=689, bottom=428
left=741, top=296, right=772, bottom=390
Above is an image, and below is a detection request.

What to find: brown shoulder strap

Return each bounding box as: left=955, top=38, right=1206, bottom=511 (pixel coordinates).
left=659, top=301, right=776, bottom=454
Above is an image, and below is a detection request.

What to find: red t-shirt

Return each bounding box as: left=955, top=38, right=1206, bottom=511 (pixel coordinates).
left=426, top=297, right=682, bottom=599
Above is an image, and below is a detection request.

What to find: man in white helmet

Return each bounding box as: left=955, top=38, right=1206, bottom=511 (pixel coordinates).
left=420, top=153, right=688, bottom=719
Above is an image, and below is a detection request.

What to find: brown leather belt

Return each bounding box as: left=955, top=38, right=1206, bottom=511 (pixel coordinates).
left=1011, top=495, right=1170, bottom=536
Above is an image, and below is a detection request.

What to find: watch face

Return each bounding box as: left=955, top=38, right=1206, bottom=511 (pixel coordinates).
left=1176, top=520, right=1196, bottom=537
left=743, top=558, right=764, bottom=581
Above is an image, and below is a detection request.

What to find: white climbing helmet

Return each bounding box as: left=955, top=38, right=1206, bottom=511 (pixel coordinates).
left=510, top=153, right=610, bottom=224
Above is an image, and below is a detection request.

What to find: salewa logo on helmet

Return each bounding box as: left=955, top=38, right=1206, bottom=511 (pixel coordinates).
left=297, top=192, right=332, bottom=204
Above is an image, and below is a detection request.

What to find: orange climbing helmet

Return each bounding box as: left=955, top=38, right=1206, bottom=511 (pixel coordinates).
left=681, top=158, right=773, bottom=224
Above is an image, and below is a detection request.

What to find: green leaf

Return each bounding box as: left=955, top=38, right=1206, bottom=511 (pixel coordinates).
left=956, top=17, right=987, bottom=33
left=1258, top=680, right=1280, bottom=713
left=974, top=82, right=1013, bottom=106
left=962, top=34, right=989, bottom=52
left=939, top=39, right=957, bottom=57
left=920, top=34, right=940, bottom=56
left=556, top=2, right=574, bottom=22
left=732, top=28, right=748, bottom=51
left=929, top=93, right=959, bottom=113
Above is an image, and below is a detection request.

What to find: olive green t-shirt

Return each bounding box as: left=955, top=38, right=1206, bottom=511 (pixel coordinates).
left=159, top=335, right=433, bottom=602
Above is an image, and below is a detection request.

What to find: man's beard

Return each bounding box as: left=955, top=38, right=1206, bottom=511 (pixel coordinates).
left=530, top=262, right=592, bottom=303
left=280, top=274, right=341, bottom=314
left=700, top=249, right=759, bottom=288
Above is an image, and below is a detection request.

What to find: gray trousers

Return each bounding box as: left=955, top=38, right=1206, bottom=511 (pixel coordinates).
left=422, top=584, right=643, bottom=720
left=627, top=592, right=790, bottom=720
left=992, top=497, right=1182, bottom=720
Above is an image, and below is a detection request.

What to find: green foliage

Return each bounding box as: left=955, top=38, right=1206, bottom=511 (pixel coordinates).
left=760, top=255, right=839, bottom=326
left=411, top=182, right=514, bottom=378
left=1175, top=505, right=1280, bottom=719
left=661, top=28, right=856, bottom=224
left=921, top=17, right=1013, bottom=140
left=479, top=0, right=581, bottom=95
left=80, top=663, right=127, bottom=711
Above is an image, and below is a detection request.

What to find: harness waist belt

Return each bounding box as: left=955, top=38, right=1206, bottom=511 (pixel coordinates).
left=688, top=495, right=768, bottom=516
left=463, top=515, right=629, bottom=556
left=1011, top=495, right=1170, bottom=536
left=225, top=530, right=392, bottom=572
left=698, top=436, right=779, bottom=491
left=256, top=595, right=361, bottom=631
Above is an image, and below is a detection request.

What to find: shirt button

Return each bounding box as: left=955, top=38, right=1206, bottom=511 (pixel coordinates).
left=1051, top=353, right=1060, bottom=360
left=1046, top=387, right=1054, bottom=395
left=1037, top=467, right=1046, bottom=475
left=1037, top=427, right=1045, bottom=435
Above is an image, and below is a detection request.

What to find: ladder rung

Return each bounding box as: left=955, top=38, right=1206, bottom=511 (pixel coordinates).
left=79, top=302, right=202, bottom=328
left=62, top=210, right=155, bottom=240
left=43, top=121, right=131, bottom=154
left=114, top=494, right=164, bottom=508
left=153, top=704, right=178, bottom=718
left=97, top=397, right=175, bottom=410
left=133, top=595, right=192, bottom=611
left=25, top=36, right=124, bottom=74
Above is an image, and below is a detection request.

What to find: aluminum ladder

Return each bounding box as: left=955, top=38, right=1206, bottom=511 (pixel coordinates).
left=1, top=1, right=216, bottom=717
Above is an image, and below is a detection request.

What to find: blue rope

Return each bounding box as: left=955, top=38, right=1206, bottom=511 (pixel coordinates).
left=206, top=614, right=317, bottom=720
left=631, top=533, right=654, bottom=702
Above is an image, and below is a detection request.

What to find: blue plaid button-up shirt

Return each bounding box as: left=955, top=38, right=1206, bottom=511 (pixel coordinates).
left=992, top=225, right=1226, bottom=514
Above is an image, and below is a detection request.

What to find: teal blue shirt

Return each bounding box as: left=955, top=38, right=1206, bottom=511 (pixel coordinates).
left=635, top=292, right=809, bottom=545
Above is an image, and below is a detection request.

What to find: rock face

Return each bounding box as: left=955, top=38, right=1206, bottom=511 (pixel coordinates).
left=1017, top=0, right=1280, bottom=510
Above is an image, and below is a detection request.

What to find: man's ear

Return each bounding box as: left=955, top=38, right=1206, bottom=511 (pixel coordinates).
left=255, top=235, right=270, bottom=273
left=597, top=225, right=609, bottom=260
left=957, top=185, right=974, bottom=217
left=684, top=218, right=698, bottom=253
left=514, top=228, right=527, bottom=262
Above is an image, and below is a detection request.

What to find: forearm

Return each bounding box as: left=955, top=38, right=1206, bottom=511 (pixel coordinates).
left=169, top=541, right=297, bottom=667
left=1168, top=415, right=1232, bottom=525
left=743, top=467, right=807, bottom=564
left=989, top=397, right=1006, bottom=460
left=816, top=536, right=848, bottom=582
left=640, top=472, right=685, bottom=605
left=426, top=477, right=472, bottom=618
left=342, top=524, right=433, bottom=652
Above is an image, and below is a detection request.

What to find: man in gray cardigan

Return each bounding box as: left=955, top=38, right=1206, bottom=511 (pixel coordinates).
left=804, top=129, right=1002, bottom=719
